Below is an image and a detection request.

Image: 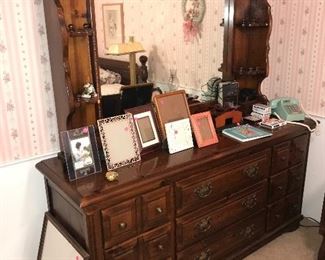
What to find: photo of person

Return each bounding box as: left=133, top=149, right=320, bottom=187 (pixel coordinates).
left=70, top=137, right=94, bottom=171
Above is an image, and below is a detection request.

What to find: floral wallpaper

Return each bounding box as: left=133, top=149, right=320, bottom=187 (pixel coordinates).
left=0, top=0, right=58, bottom=165
left=262, top=0, right=325, bottom=117
left=96, top=0, right=224, bottom=96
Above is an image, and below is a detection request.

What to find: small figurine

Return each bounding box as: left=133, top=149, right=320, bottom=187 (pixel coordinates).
left=81, top=83, right=97, bottom=99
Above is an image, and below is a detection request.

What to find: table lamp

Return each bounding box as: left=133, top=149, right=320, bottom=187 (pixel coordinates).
left=106, top=36, right=145, bottom=85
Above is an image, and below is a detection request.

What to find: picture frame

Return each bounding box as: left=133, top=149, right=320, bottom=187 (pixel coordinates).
left=190, top=111, right=219, bottom=148
left=125, top=104, right=161, bottom=154
left=60, top=126, right=102, bottom=181
left=165, top=118, right=194, bottom=154
left=153, top=90, right=191, bottom=139
left=97, top=114, right=141, bottom=171
left=38, top=212, right=89, bottom=260
left=102, top=3, right=125, bottom=48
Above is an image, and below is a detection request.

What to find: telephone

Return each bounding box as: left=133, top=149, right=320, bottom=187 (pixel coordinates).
left=270, top=97, right=305, bottom=121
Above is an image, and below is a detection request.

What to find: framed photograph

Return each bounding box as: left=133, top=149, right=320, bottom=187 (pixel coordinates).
left=190, top=111, right=219, bottom=148
left=153, top=90, right=191, bottom=139
left=102, top=3, right=125, bottom=48
left=125, top=104, right=161, bottom=154
left=165, top=118, right=194, bottom=154
left=38, top=212, right=89, bottom=260
left=97, top=114, right=141, bottom=170
left=60, top=126, right=102, bottom=181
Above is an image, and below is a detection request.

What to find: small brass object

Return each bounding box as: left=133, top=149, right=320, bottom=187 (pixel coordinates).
left=106, top=171, right=119, bottom=182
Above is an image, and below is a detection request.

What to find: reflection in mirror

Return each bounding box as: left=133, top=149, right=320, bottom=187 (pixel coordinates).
left=94, top=0, right=224, bottom=99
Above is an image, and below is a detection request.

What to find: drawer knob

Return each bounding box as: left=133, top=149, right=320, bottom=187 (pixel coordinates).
left=196, top=217, right=212, bottom=233
left=119, top=222, right=127, bottom=230
left=194, top=183, right=213, bottom=199
left=239, top=224, right=256, bottom=239
left=244, top=165, right=260, bottom=179
left=157, top=244, right=164, bottom=250
left=277, top=185, right=284, bottom=191
left=194, top=249, right=211, bottom=260
left=242, top=194, right=257, bottom=209
left=281, top=156, right=287, bottom=161
left=156, top=207, right=163, bottom=214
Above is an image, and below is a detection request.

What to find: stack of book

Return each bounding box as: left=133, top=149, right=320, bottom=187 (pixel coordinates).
left=222, top=124, right=272, bottom=142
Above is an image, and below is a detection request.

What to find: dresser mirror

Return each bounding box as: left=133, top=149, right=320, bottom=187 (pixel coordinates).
left=44, top=0, right=270, bottom=133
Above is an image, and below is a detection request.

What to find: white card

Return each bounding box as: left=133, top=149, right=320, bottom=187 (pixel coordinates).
left=165, top=118, right=194, bottom=154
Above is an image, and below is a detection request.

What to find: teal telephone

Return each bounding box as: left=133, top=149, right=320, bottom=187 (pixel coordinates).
left=270, top=97, right=305, bottom=121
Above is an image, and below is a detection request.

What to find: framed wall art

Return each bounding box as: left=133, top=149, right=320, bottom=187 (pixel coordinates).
left=165, top=118, right=194, bottom=154
left=60, top=126, right=102, bottom=181
left=153, top=90, right=191, bottom=139
left=97, top=114, right=141, bottom=170
left=102, top=3, right=125, bottom=48
left=38, top=212, right=89, bottom=260
left=125, top=104, right=161, bottom=154
left=190, top=111, right=219, bottom=148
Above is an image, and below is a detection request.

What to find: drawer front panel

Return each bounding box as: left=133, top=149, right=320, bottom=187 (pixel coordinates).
left=176, top=182, right=267, bottom=249
left=269, top=170, right=288, bottom=203
left=272, top=141, right=290, bottom=174
left=177, top=211, right=266, bottom=260
left=267, top=199, right=286, bottom=231
left=287, top=164, right=304, bottom=194
left=290, top=134, right=309, bottom=166
left=105, top=238, right=139, bottom=260
left=286, top=191, right=302, bottom=220
left=176, top=150, right=270, bottom=215
left=141, top=186, right=171, bottom=232
left=101, top=198, right=138, bottom=248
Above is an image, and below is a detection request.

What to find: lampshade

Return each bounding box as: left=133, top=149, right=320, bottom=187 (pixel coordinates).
left=106, top=36, right=144, bottom=55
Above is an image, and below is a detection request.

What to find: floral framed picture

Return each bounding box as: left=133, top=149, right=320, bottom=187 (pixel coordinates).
left=125, top=104, right=161, bottom=154
left=102, top=3, right=125, bottom=48
left=97, top=114, right=141, bottom=171
left=190, top=111, right=219, bottom=148
left=60, top=126, right=102, bottom=181
left=38, top=212, right=89, bottom=260
left=153, top=90, right=191, bottom=139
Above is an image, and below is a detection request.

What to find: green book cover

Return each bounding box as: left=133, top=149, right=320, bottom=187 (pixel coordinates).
left=222, top=124, right=272, bottom=142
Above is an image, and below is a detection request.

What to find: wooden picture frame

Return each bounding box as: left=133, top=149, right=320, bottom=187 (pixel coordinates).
left=190, top=111, right=219, bottom=148
left=191, top=111, right=219, bottom=148
left=97, top=114, right=141, bottom=170
left=125, top=104, right=161, bottom=154
left=38, top=212, right=89, bottom=260
left=153, top=90, right=191, bottom=139
left=102, top=3, right=125, bottom=48
left=60, top=126, right=102, bottom=181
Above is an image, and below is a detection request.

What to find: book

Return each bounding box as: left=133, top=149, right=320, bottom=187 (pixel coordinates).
left=222, top=124, right=272, bottom=142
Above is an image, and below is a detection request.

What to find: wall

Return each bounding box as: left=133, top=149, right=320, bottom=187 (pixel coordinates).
left=95, top=0, right=224, bottom=95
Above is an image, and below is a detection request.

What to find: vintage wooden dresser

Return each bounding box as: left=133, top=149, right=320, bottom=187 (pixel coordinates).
left=36, top=122, right=312, bottom=259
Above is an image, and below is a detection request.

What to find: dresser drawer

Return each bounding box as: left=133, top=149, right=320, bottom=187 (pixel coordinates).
left=142, top=224, right=172, bottom=260
left=267, top=198, right=286, bottom=231
left=141, top=186, right=171, bottom=232
left=101, top=198, right=139, bottom=248
left=176, top=181, right=267, bottom=250
left=290, top=134, right=309, bottom=166
left=286, top=191, right=302, bottom=220
left=287, top=164, right=304, bottom=194
left=105, top=238, right=139, bottom=260
left=269, top=170, right=288, bottom=203
left=272, top=141, right=290, bottom=174
left=176, top=150, right=270, bottom=215
left=177, top=211, right=266, bottom=260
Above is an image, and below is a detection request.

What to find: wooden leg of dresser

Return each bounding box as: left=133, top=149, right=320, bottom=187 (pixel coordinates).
left=319, top=236, right=325, bottom=260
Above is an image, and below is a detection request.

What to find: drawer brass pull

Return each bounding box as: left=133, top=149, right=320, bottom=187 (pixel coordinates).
left=196, top=217, right=212, bottom=233
left=194, top=183, right=213, bottom=199
left=157, top=244, right=164, bottom=250
left=280, top=156, right=287, bottom=161
left=194, top=249, right=211, bottom=260
left=119, top=222, right=127, bottom=230
left=239, top=224, right=256, bottom=239
left=242, top=194, right=257, bottom=209
left=244, top=165, right=260, bottom=179
left=156, top=207, right=163, bottom=214
left=277, top=185, right=284, bottom=191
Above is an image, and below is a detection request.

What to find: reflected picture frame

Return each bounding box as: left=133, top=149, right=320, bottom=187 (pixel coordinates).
left=102, top=3, right=125, bottom=48
left=153, top=90, right=191, bottom=139
left=190, top=111, right=219, bottom=148
left=60, top=126, right=102, bottom=181
left=125, top=104, right=161, bottom=154
left=38, top=212, right=89, bottom=260
left=97, top=114, right=141, bottom=170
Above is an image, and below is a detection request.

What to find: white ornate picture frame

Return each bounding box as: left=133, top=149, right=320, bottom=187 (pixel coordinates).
left=97, top=114, right=141, bottom=170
